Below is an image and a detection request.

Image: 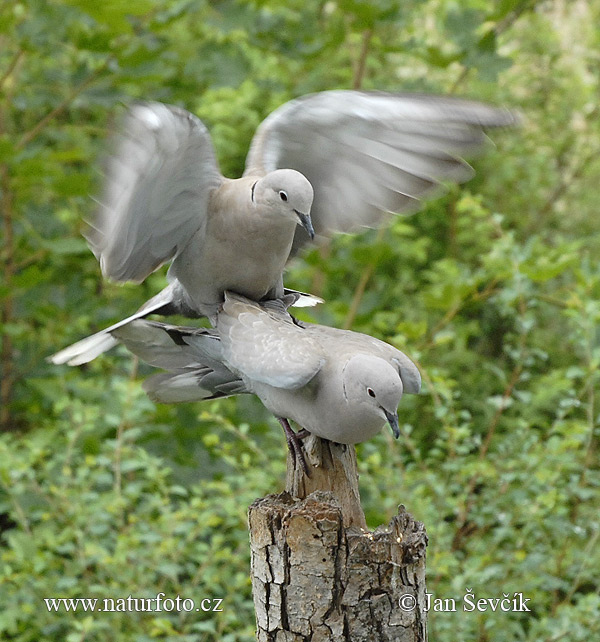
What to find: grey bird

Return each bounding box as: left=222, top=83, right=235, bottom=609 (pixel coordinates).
left=50, top=91, right=518, bottom=366
left=111, top=292, right=421, bottom=468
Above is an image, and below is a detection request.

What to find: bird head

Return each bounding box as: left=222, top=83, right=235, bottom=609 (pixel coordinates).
left=342, top=354, right=404, bottom=439
left=253, top=169, right=315, bottom=239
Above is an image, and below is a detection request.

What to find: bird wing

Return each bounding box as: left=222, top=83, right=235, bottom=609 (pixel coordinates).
left=87, top=102, right=224, bottom=283
left=244, top=90, right=518, bottom=250
left=219, top=293, right=325, bottom=390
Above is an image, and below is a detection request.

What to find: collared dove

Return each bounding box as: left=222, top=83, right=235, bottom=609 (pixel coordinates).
left=50, top=91, right=518, bottom=366
left=111, top=292, right=421, bottom=468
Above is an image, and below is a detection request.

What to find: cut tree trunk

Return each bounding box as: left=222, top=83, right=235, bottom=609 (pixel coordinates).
left=248, top=434, right=428, bottom=641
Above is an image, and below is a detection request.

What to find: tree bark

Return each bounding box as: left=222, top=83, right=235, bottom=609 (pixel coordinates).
left=249, top=434, right=428, bottom=641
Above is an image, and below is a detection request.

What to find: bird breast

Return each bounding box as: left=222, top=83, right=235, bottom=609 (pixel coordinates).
left=170, top=181, right=296, bottom=310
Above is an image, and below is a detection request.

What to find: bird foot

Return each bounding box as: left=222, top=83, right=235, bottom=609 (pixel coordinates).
left=277, top=417, right=310, bottom=477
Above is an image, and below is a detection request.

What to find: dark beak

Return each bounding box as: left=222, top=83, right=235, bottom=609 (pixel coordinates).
left=383, top=408, right=400, bottom=439
left=295, top=210, right=315, bottom=240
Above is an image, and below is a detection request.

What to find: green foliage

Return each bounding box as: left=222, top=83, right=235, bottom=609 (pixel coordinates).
left=0, top=392, right=272, bottom=640
left=1, top=0, right=599, bottom=640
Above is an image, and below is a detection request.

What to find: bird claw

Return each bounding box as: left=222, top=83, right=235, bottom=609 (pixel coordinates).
left=277, top=417, right=310, bottom=477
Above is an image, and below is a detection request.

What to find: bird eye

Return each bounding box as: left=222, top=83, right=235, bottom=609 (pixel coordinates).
left=367, top=388, right=376, bottom=398
left=279, top=190, right=288, bottom=202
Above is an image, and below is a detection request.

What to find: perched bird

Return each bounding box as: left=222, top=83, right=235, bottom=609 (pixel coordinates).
left=50, top=91, right=518, bottom=366
left=111, top=292, right=421, bottom=471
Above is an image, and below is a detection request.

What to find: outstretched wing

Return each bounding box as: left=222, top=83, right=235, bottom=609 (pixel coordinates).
left=244, top=90, right=518, bottom=248
left=219, top=293, right=325, bottom=390
left=87, top=102, right=223, bottom=282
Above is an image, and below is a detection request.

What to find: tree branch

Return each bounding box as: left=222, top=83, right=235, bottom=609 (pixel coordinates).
left=0, top=49, right=25, bottom=91
left=343, top=226, right=386, bottom=330
left=0, top=162, right=15, bottom=431
left=353, top=28, right=373, bottom=90
left=17, top=58, right=111, bottom=150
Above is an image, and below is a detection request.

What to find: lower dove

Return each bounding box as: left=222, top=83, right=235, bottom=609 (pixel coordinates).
left=49, top=91, right=517, bottom=367
left=111, top=293, right=421, bottom=471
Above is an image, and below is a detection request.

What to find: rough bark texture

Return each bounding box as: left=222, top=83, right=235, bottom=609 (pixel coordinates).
left=249, top=434, right=428, bottom=641
left=286, top=435, right=366, bottom=530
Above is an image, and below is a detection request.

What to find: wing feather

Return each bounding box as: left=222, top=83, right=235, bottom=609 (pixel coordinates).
left=87, top=102, right=223, bottom=282
left=244, top=91, right=518, bottom=249
left=219, top=293, right=325, bottom=390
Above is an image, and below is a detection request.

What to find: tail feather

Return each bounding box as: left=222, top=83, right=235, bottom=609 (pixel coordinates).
left=113, top=320, right=224, bottom=370
left=49, top=332, right=120, bottom=367
left=48, top=282, right=182, bottom=366
left=143, top=368, right=246, bottom=404
left=114, top=320, right=248, bottom=404
left=283, top=288, right=324, bottom=308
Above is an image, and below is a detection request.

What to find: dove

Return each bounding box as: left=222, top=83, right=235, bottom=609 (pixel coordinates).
left=50, top=91, right=518, bottom=366
left=110, top=292, right=421, bottom=469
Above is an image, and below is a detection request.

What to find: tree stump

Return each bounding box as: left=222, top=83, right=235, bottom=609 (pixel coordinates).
left=248, top=434, right=428, bottom=641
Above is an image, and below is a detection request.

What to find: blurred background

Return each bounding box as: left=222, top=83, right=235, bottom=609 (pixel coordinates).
left=0, top=0, right=599, bottom=640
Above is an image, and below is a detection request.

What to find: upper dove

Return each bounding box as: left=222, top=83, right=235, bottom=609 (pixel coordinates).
left=50, top=90, right=518, bottom=366
left=111, top=292, right=422, bottom=469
